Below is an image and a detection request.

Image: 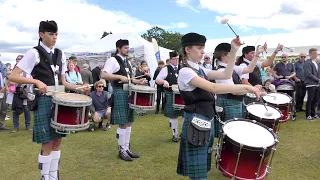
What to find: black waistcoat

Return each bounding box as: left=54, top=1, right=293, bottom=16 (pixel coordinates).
left=244, top=61, right=262, bottom=86
left=31, top=46, right=62, bottom=86
left=112, top=55, right=132, bottom=88
left=165, top=65, right=179, bottom=92
left=216, top=65, right=244, bottom=101
left=179, top=68, right=216, bottom=119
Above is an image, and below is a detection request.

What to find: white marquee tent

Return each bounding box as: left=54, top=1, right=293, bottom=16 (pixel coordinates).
left=65, top=32, right=173, bottom=86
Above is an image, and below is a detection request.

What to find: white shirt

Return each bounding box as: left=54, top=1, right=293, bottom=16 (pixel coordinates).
left=103, top=54, right=127, bottom=74
left=178, top=61, right=211, bottom=91
left=17, top=41, right=67, bottom=76
left=312, top=60, right=318, bottom=71
left=240, top=59, right=262, bottom=79
left=156, top=64, right=179, bottom=80
left=215, top=62, right=244, bottom=84
left=201, top=63, right=212, bottom=70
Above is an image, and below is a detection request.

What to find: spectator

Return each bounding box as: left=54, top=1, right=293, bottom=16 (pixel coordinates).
left=69, top=56, right=81, bottom=73
left=81, top=63, right=93, bottom=85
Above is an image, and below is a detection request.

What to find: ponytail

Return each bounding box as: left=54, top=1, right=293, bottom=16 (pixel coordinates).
left=235, top=55, right=245, bottom=66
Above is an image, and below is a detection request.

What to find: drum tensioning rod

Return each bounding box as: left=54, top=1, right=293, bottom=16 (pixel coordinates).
left=255, top=147, right=267, bottom=179
left=231, top=144, right=243, bottom=180
left=266, top=139, right=279, bottom=174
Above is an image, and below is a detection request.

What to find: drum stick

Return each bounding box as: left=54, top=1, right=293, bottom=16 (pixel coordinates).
left=131, top=75, right=145, bottom=79
left=34, top=88, right=64, bottom=93
left=75, top=84, right=93, bottom=90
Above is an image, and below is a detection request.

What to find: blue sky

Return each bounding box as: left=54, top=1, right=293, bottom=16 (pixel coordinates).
left=88, top=0, right=289, bottom=39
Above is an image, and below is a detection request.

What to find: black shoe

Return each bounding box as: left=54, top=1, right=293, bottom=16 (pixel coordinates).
left=126, top=149, right=140, bottom=158
left=172, top=135, right=179, bottom=142
left=155, top=110, right=159, bottom=114
left=119, top=151, right=133, bottom=161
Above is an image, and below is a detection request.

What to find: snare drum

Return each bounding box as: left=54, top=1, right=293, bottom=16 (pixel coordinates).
left=243, top=93, right=259, bottom=107
left=216, top=118, right=278, bottom=180
left=172, top=85, right=184, bottom=110
left=246, top=103, right=282, bottom=133
left=262, top=92, right=292, bottom=122
left=51, top=93, right=92, bottom=133
left=129, top=85, right=157, bottom=110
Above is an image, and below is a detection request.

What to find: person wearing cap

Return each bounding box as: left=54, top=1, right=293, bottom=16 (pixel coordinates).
left=101, top=39, right=146, bottom=161
left=8, top=20, right=90, bottom=180
left=235, top=44, right=282, bottom=86
left=176, top=32, right=260, bottom=180
left=156, top=51, right=184, bottom=142
left=213, top=43, right=265, bottom=137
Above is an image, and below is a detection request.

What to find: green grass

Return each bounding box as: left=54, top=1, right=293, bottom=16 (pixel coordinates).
left=0, top=111, right=319, bottom=180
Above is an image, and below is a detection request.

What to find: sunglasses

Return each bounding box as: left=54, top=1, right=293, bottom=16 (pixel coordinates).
left=97, top=85, right=104, bottom=88
left=16, top=59, right=21, bottom=60
left=282, top=56, right=287, bottom=58
left=300, top=56, right=306, bottom=58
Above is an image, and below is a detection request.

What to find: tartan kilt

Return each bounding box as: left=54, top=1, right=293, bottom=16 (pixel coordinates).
left=110, top=89, right=134, bottom=125
left=177, top=113, right=215, bottom=179
left=164, top=91, right=184, bottom=118
left=215, top=98, right=243, bottom=138
left=33, top=96, right=66, bottom=144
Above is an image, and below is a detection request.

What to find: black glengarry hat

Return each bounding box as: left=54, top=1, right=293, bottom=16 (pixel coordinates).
left=242, top=46, right=255, bottom=54
left=181, top=33, right=206, bottom=47
left=214, top=43, right=231, bottom=53
left=169, top=51, right=178, bottom=58
left=39, top=20, right=58, bottom=33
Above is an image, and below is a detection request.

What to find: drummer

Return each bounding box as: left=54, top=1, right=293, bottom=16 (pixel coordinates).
left=156, top=51, right=184, bottom=142
left=8, top=20, right=90, bottom=180
left=236, top=44, right=283, bottom=86
left=101, top=39, right=146, bottom=161
left=176, top=32, right=260, bottom=180
left=214, top=43, right=266, bottom=122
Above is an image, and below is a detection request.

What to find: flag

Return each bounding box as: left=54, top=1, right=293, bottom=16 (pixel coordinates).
left=152, top=38, right=160, bottom=61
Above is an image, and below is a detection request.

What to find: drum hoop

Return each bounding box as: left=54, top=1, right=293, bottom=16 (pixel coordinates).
left=130, top=85, right=157, bottom=93
left=222, top=118, right=277, bottom=149
left=129, top=104, right=156, bottom=110
left=53, top=94, right=92, bottom=106
left=50, top=121, right=90, bottom=131
left=246, top=103, right=282, bottom=121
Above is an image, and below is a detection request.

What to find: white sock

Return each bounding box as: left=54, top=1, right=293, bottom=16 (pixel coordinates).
left=170, top=118, right=178, bottom=136
left=38, top=154, right=52, bottom=180
left=50, top=150, right=61, bottom=180
left=125, top=126, right=132, bottom=151
left=117, top=127, right=126, bottom=152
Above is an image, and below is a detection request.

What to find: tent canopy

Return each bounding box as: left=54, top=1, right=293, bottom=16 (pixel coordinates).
left=65, top=32, right=173, bottom=86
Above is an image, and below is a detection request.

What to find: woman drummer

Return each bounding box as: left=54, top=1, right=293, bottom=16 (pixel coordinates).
left=176, top=32, right=261, bottom=180
left=214, top=43, right=265, bottom=124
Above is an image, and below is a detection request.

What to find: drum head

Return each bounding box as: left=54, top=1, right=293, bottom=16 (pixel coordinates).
left=130, top=85, right=156, bottom=92
left=263, top=93, right=291, bottom=105
left=223, top=120, right=275, bottom=148
left=246, top=93, right=256, bottom=98
left=53, top=93, right=92, bottom=106
left=246, top=103, right=281, bottom=120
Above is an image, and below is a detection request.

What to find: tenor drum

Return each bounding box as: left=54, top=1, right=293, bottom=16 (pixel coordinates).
left=246, top=103, right=282, bottom=133
left=51, top=93, right=92, bottom=134
left=129, top=85, right=156, bottom=110
left=216, top=118, right=278, bottom=180
left=262, top=92, right=292, bottom=122
left=172, top=85, right=184, bottom=110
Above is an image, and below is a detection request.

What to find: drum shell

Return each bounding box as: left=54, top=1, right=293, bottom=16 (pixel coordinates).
left=54, top=105, right=89, bottom=125
left=172, top=87, right=184, bottom=110
left=129, top=85, right=156, bottom=110
left=262, top=93, right=292, bottom=122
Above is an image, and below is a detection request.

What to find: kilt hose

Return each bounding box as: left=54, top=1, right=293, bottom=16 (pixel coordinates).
left=164, top=91, right=184, bottom=118
left=33, top=96, right=66, bottom=144
left=215, top=97, right=243, bottom=138
left=110, top=88, right=135, bottom=125
left=177, top=113, right=215, bottom=179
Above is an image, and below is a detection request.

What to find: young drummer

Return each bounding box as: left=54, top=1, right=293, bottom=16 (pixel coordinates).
left=176, top=33, right=260, bottom=180
left=8, top=20, right=90, bottom=180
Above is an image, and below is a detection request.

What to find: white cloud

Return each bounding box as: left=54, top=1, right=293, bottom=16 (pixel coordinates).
left=176, top=0, right=200, bottom=13
left=0, top=0, right=174, bottom=62
left=175, top=22, right=188, bottom=28
left=199, top=0, right=320, bottom=31
left=158, top=22, right=188, bottom=29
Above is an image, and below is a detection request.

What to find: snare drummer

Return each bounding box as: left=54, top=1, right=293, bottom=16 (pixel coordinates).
left=8, top=20, right=90, bottom=180
left=176, top=33, right=260, bottom=180
left=101, top=39, right=146, bottom=161
left=215, top=43, right=265, bottom=121
left=236, top=44, right=283, bottom=86
left=155, top=51, right=184, bottom=142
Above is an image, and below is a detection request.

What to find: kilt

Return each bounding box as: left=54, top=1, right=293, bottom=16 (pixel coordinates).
left=110, top=89, right=134, bottom=125
left=177, top=112, right=215, bottom=179
left=215, top=98, right=243, bottom=138
left=164, top=91, right=184, bottom=118
left=33, top=96, right=66, bottom=144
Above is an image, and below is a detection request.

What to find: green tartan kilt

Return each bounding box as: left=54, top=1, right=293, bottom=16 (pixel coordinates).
left=177, top=113, right=215, bottom=179
left=164, top=91, right=184, bottom=118
left=110, top=89, right=135, bottom=125
left=33, top=96, right=66, bottom=144
left=215, top=97, right=243, bottom=138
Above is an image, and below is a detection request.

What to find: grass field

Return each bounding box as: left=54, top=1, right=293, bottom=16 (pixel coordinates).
left=0, top=110, right=319, bottom=180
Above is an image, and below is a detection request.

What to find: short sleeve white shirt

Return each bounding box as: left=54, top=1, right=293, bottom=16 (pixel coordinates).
left=17, top=41, right=67, bottom=75
left=215, top=62, right=244, bottom=84
left=103, top=54, right=126, bottom=74
left=178, top=61, right=211, bottom=91
left=156, top=64, right=179, bottom=81
left=240, top=59, right=262, bottom=79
